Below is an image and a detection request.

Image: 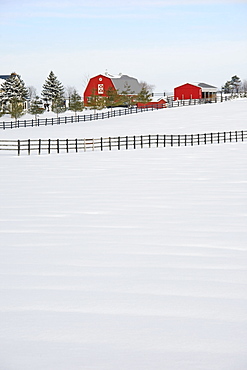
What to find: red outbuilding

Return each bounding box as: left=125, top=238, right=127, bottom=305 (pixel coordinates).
left=136, top=98, right=167, bottom=109
left=174, top=82, right=217, bottom=100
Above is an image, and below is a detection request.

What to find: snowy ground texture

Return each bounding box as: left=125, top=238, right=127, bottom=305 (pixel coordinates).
left=0, top=99, right=247, bottom=370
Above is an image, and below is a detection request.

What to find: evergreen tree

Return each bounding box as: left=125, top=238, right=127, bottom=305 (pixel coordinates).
left=223, top=80, right=231, bottom=94
left=120, top=82, right=134, bottom=107
left=8, top=97, right=25, bottom=121
left=223, top=75, right=241, bottom=94
left=105, top=87, right=122, bottom=108
left=41, top=71, right=65, bottom=104
left=28, top=96, right=45, bottom=121
left=230, top=75, right=241, bottom=93
left=52, top=96, right=66, bottom=118
left=87, top=89, right=105, bottom=111
left=135, top=86, right=152, bottom=103
left=0, top=73, right=28, bottom=106
left=69, top=90, right=84, bottom=116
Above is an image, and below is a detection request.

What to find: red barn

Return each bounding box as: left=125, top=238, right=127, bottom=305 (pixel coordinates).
left=84, top=73, right=142, bottom=105
left=174, top=83, right=217, bottom=100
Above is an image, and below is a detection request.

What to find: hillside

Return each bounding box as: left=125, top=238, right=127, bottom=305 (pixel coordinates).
left=0, top=99, right=247, bottom=370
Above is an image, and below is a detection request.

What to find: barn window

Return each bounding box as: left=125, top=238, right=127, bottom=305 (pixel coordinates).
left=98, top=84, right=104, bottom=94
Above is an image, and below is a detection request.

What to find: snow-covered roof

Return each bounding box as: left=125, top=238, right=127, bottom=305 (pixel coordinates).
left=150, top=96, right=166, bottom=102
left=110, top=74, right=142, bottom=94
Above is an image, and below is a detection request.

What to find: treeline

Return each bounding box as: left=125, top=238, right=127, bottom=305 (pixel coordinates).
left=0, top=71, right=83, bottom=121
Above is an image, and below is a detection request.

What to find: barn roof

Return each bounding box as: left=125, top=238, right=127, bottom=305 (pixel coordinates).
left=197, top=82, right=217, bottom=89
left=177, top=82, right=217, bottom=92
left=191, top=82, right=217, bottom=92
left=110, top=74, right=142, bottom=94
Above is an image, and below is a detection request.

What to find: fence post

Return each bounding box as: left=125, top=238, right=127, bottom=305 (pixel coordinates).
left=204, top=133, right=207, bottom=144
left=218, top=132, right=220, bottom=143
left=48, top=139, right=51, bottom=154
left=126, top=136, right=128, bottom=150
left=198, top=134, right=200, bottom=145
left=75, top=139, right=78, bottom=153
left=164, top=135, right=166, bottom=147
left=57, top=139, right=59, bottom=154
left=118, top=137, right=120, bottom=150
left=178, top=135, right=180, bottom=146
left=134, top=136, right=136, bottom=149
left=28, top=139, right=31, bottom=155
left=141, top=135, right=143, bottom=148
left=18, top=140, right=20, bottom=155
left=185, top=135, right=187, bottom=146
left=66, top=139, right=69, bottom=153
left=157, top=134, right=159, bottom=147
left=39, top=139, right=41, bottom=155
left=235, top=131, right=238, bottom=142
left=242, top=131, right=244, bottom=141
left=211, top=133, right=213, bottom=144
left=191, top=134, right=193, bottom=146
left=171, top=135, right=173, bottom=146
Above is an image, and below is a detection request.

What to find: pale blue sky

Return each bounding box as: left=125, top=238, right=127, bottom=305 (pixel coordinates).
left=1, top=0, right=246, bottom=93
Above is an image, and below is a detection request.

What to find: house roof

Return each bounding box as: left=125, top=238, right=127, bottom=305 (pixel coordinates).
left=110, top=74, right=142, bottom=94
left=0, top=75, right=11, bottom=80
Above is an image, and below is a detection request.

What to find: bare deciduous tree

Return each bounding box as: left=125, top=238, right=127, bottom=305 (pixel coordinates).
left=140, top=81, right=155, bottom=93
left=27, top=86, right=37, bottom=100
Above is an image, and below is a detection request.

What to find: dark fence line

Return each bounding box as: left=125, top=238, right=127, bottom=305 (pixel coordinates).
left=1, top=130, right=246, bottom=156
left=0, top=96, right=231, bottom=130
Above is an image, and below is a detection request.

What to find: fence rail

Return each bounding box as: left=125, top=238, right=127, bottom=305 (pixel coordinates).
left=0, top=96, right=231, bottom=130
left=1, top=130, right=246, bottom=156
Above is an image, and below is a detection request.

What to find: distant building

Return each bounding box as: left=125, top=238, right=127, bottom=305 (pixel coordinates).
left=174, top=83, right=217, bottom=100
left=84, top=73, right=142, bottom=106
left=0, top=74, right=12, bottom=81
left=136, top=98, right=167, bottom=109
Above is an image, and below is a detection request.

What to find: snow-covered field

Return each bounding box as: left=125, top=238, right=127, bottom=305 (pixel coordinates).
left=0, top=99, right=247, bottom=370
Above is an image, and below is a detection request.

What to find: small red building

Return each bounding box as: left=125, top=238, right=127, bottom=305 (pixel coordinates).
left=136, top=98, right=167, bottom=109
left=84, top=73, right=142, bottom=105
left=174, top=82, right=217, bottom=100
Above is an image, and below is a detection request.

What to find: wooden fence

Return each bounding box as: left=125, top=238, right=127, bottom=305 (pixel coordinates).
left=0, top=96, right=230, bottom=130
left=1, top=130, right=246, bottom=156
